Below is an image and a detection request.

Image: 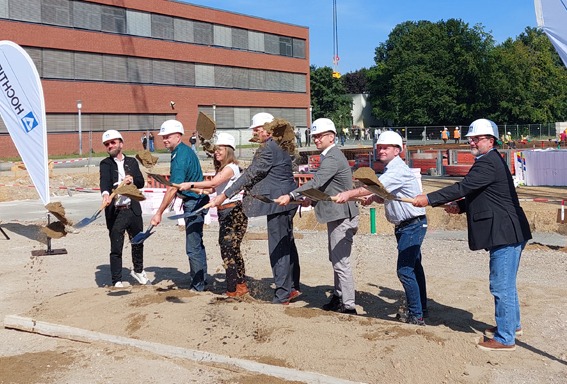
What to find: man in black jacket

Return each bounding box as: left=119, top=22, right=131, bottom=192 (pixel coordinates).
left=413, top=119, right=531, bottom=351
left=100, top=130, right=148, bottom=288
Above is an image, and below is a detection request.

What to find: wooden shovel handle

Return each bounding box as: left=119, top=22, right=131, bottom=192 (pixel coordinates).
left=330, top=196, right=366, bottom=203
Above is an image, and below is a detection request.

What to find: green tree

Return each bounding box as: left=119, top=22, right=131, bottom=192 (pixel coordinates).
left=368, top=19, right=496, bottom=125
left=491, top=27, right=567, bottom=124
left=342, top=68, right=369, bottom=94
left=310, top=65, right=352, bottom=128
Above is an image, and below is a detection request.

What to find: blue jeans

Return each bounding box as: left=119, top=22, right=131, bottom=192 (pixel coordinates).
left=489, top=241, right=525, bottom=345
left=395, top=217, right=428, bottom=318
left=183, top=198, right=208, bottom=291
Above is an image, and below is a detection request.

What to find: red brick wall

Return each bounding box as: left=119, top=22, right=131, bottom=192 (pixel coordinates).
left=0, top=0, right=311, bottom=157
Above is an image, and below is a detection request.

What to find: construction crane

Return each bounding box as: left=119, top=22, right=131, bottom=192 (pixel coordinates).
left=332, top=0, right=341, bottom=78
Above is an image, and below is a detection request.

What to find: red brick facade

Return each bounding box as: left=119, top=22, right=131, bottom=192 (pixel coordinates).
left=0, top=0, right=310, bottom=158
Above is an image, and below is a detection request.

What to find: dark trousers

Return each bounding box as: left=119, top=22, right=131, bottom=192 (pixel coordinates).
left=267, top=208, right=300, bottom=303
left=218, top=204, right=248, bottom=292
left=108, top=208, right=144, bottom=284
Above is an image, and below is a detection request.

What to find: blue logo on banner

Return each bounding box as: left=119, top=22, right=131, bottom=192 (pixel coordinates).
left=21, top=111, right=39, bottom=133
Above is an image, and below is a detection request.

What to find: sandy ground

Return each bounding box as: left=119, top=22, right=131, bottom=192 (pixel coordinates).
left=1, top=167, right=566, bottom=383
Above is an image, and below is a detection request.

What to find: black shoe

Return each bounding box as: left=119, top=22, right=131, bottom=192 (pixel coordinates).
left=322, top=294, right=341, bottom=311
left=337, top=304, right=357, bottom=315
left=404, top=315, right=425, bottom=326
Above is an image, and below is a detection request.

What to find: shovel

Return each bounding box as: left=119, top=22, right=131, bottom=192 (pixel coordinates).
left=355, top=177, right=414, bottom=203
left=167, top=202, right=213, bottom=220
left=251, top=194, right=303, bottom=205
left=147, top=173, right=211, bottom=194
left=131, top=224, right=155, bottom=245
left=299, top=188, right=365, bottom=203
left=74, top=180, right=127, bottom=228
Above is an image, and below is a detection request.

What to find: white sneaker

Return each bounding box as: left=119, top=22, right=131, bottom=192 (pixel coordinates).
left=130, top=270, right=151, bottom=285
left=114, top=281, right=124, bottom=288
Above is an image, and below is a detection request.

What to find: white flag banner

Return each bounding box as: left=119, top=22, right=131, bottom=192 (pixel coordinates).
left=0, top=40, right=49, bottom=205
left=535, top=0, right=567, bottom=67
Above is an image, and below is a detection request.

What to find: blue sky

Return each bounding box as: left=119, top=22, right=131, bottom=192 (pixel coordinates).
left=181, top=0, right=539, bottom=73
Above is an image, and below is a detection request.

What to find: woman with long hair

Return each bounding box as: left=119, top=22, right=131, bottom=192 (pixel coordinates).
left=178, top=132, right=248, bottom=297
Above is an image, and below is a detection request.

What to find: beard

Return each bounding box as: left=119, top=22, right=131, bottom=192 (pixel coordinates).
left=108, top=148, right=121, bottom=157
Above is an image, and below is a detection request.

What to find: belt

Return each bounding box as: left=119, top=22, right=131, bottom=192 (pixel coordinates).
left=396, top=215, right=426, bottom=229
left=115, top=204, right=131, bottom=211
left=218, top=202, right=239, bottom=211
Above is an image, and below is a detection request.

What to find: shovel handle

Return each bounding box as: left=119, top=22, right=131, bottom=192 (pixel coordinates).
left=330, top=196, right=366, bottom=203
left=396, top=197, right=415, bottom=203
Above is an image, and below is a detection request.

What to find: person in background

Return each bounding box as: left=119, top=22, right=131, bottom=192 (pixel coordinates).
left=441, top=127, right=449, bottom=144
left=304, top=126, right=311, bottom=147
left=148, top=132, right=155, bottom=152
left=141, top=133, right=148, bottom=150
left=413, top=118, right=532, bottom=351
left=335, top=130, right=428, bottom=325
left=295, top=127, right=303, bottom=148
left=100, top=130, right=149, bottom=287
left=208, top=113, right=301, bottom=305
left=276, top=118, right=359, bottom=314
left=178, top=132, right=249, bottom=297
left=453, top=127, right=461, bottom=144
left=189, top=132, right=198, bottom=153
left=151, top=120, right=209, bottom=291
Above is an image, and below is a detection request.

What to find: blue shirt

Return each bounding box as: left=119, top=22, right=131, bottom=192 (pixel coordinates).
left=170, top=142, right=204, bottom=199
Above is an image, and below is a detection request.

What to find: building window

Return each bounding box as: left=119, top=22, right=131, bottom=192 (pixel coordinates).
left=151, top=13, right=174, bottom=40
left=101, top=5, right=125, bottom=33
left=279, top=37, right=292, bottom=57
left=42, top=0, right=72, bottom=27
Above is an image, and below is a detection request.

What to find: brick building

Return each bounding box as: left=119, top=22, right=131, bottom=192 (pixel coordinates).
left=0, top=0, right=310, bottom=157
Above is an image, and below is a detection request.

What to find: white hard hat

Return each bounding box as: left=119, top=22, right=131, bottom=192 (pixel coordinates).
left=310, top=118, right=336, bottom=135
left=215, top=132, right=236, bottom=150
left=376, top=131, right=403, bottom=148
left=466, top=118, right=499, bottom=137
left=102, top=129, right=123, bottom=144
left=158, top=119, right=184, bottom=136
left=249, top=112, right=274, bottom=129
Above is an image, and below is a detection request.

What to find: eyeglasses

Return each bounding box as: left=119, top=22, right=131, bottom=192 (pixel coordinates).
left=312, top=133, right=331, bottom=141
left=104, top=140, right=118, bottom=147
left=468, top=136, right=488, bottom=144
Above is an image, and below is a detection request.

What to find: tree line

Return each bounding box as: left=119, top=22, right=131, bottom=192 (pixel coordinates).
left=311, top=19, right=567, bottom=128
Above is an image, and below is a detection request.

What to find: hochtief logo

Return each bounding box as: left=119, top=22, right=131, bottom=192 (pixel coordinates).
left=21, top=111, right=38, bottom=133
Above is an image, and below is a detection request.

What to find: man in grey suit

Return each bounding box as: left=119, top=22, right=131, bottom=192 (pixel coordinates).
left=210, top=112, right=301, bottom=304
left=413, top=118, right=532, bottom=351
left=276, top=118, right=359, bottom=314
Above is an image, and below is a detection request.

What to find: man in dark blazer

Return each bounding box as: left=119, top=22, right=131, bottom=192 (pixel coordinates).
left=276, top=118, right=359, bottom=314
left=210, top=112, right=300, bottom=304
left=413, top=118, right=532, bottom=351
left=100, top=130, right=148, bottom=288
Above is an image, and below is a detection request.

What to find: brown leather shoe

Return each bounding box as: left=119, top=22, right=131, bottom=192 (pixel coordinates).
left=477, top=338, right=516, bottom=351
left=235, top=283, right=249, bottom=296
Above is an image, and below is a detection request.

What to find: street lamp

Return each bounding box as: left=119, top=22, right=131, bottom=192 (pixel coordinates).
left=77, top=100, right=82, bottom=156
left=212, top=104, right=216, bottom=121
left=309, top=105, right=313, bottom=127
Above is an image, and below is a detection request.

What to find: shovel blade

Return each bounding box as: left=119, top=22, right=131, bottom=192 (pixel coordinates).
left=131, top=225, right=155, bottom=245
left=131, top=231, right=154, bottom=245
left=73, top=210, right=101, bottom=229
